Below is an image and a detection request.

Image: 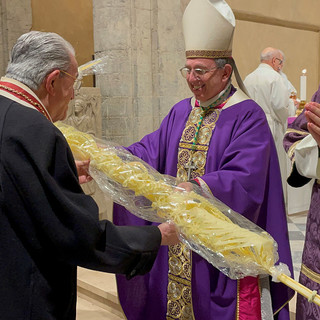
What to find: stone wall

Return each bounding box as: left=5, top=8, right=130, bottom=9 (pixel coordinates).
left=0, top=0, right=32, bottom=76
left=93, top=0, right=190, bottom=146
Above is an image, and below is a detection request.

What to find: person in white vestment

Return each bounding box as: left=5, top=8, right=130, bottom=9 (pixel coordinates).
left=278, top=51, right=298, bottom=116
left=280, top=71, right=296, bottom=99
left=244, top=47, right=293, bottom=208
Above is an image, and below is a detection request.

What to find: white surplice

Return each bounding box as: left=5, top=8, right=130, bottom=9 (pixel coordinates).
left=244, top=63, right=291, bottom=206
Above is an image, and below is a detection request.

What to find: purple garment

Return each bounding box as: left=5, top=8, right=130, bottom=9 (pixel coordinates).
left=114, top=90, right=294, bottom=320
left=311, top=85, right=320, bottom=103
left=284, top=111, right=320, bottom=319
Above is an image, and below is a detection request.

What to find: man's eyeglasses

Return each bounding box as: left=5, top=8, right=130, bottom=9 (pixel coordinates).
left=180, top=67, right=218, bottom=79
left=60, top=70, right=82, bottom=90
left=275, top=58, right=283, bottom=65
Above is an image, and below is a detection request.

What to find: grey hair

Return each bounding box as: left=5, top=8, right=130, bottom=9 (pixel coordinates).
left=214, top=57, right=234, bottom=69
left=214, top=57, right=234, bottom=78
left=6, top=31, right=75, bottom=90
left=260, top=48, right=284, bottom=62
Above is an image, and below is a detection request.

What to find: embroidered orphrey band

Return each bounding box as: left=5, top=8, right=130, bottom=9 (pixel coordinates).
left=166, top=104, right=220, bottom=320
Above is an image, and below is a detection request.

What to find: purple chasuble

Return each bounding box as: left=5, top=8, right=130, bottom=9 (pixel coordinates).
left=114, top=87, right=294, bottom=320
left=284, top=111, right=320, bottom=319
left=311, top=85, right=320, bottom=103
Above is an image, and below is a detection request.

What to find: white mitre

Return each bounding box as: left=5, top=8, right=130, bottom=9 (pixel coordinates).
left=183, top=0, right=235, bottom=58
left=182, top=0, right=248, bottom=94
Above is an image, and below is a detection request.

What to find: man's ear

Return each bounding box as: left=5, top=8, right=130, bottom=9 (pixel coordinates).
left=222, top=64, right=232, bottom=82
left=45, top=70, right=60, bottom=95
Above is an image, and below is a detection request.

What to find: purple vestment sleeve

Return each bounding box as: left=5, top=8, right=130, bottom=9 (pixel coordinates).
left=114, top=93, right=294, bottom=320
left=283, top=108, right=320, bottom=320
left=311, top=85, right=320, bottom=103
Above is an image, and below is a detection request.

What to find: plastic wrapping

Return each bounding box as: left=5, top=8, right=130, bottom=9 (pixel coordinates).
left=59, top=123, right=320, bottom=306
left=56, top=122, right=282, bottom=280
left=78, top=55, right=109, bottom=78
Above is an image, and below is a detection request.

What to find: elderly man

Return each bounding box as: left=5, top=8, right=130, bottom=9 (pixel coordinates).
left=284, top=103, right=320, bottom=320
left=113, top=1, right=294, bottom=319
left=0, top=31, right=178, bottom=320
left=244, top=47, right=293, bottom=207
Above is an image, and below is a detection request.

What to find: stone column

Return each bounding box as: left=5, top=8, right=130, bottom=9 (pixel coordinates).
left=0, top=0, right=32, bottom=75
left=93, top=0, right=189, bottom=147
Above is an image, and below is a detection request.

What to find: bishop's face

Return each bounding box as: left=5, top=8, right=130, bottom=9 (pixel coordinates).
left=184, top=58, right=229, bottom=103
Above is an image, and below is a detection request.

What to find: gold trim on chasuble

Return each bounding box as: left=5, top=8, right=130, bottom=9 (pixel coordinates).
left=301, top=264, right=320, bottom=284
left=166, top=105, right=220, bottom=320
left=177, top=107, right=219, bottom=182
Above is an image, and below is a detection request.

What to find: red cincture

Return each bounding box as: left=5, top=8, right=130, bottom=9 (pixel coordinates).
left=0, top=81, right=52, bottom=122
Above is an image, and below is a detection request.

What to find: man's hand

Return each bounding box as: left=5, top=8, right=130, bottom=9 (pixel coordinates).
left=158, top=222, right=179, bottom=246
left=176, top=181, right=194, bottom=192
left=75, top=160, right=93, bottom=184
left=305, top=102, right=320, bottom=146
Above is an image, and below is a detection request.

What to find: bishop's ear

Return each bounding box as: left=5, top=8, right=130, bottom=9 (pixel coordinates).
left=45, top=70, right=60, bottom=95
left=222, top=64, right=232, bottom=82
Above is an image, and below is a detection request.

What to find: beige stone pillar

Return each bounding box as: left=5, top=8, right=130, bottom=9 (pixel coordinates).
left=0, top=0, right=32, bottom=76
left=93, top=0, right=190, bottom=146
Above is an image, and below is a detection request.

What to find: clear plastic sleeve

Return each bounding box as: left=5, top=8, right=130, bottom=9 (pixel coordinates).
left=78, top=55, right=109, bottom=78
left=56, top=122, right=282, bottom=280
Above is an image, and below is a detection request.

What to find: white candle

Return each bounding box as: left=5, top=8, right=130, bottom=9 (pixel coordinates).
left=300, top=69, right=307, bottom=101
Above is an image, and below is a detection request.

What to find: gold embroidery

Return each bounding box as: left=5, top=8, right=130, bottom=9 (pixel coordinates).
left=0, top=84, right=51, bottom=121
left=182, top=125, right=197, bottom=142
left=169, top=257, right=183, bottom=275
left=287, top=140, right=301, bottom=161
left=169, top=243, right=184, bottom=256
left=189, top=108, right=202, bottom=123
left=285, top=128, right=309, bottom=136
left=178, top=143, right=208, bottom=152
left=177, top=107, right=220, bottom=181
left=168, top=281, right=183, bottom=300
left=186, top=50, right=232, bottom=59
left=191, top=151, right=206, bottom=170
left=301, top=264, right=320, bottom=284
left=167, top=244, right=193, bottom=319
left=197, top=127, right=211, bottom=144
left=169, top=274, right=192, bottom=287
left=236, top=280, right=240, bottom=320
left=166, top=102, right=220, bottom=319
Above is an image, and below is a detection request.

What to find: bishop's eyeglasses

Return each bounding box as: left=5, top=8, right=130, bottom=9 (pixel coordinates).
left=180, top=66, right=218, bottom=79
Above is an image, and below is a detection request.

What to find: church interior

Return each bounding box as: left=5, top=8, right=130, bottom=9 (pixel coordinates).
left=1, top=0, right=320, bottom=319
